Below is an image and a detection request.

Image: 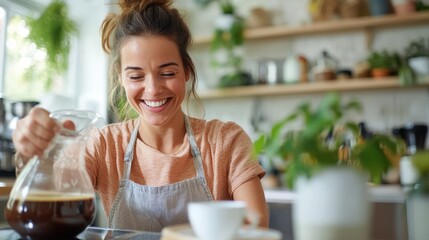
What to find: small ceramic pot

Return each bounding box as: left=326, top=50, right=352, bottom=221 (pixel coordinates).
left=371, top=68, right=391, bottom=79
left=392, top=0, right=416, bottom=15
left=408, top=56, right=429, bottom=76
left=368, top=0, right=392, bottom=16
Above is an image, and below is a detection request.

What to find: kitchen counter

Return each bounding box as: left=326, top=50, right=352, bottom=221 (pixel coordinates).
left=0, top=226, right=161, bottom=240
left=0, top=178, right=410, bottom=203
left=264, top=184, right=409, bottom=204
left=0, top=178, right=14, bottom=197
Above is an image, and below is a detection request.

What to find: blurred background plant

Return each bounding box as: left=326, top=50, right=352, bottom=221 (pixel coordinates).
left=26, top=0, right=77, bottom=89
left=253, top=93, right=405, bottom=188
left=210, top=0, right=251, bottom=88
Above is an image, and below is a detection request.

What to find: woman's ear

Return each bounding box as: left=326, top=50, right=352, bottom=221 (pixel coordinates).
left=185, top=67, right=191, bottom=82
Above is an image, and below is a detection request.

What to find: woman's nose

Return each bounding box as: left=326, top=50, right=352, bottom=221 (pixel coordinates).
left=144, top=75, right=162, bottom=95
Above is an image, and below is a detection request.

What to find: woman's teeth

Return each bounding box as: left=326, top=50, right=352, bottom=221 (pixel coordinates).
left=144, top=99, right=168, bottom=107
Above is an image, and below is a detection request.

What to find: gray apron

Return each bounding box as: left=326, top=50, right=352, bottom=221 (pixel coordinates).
left=108, top=116, right=214, bottom=232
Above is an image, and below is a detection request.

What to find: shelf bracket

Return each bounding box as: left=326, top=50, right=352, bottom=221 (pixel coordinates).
left=364, top=27, right=374, bottom=51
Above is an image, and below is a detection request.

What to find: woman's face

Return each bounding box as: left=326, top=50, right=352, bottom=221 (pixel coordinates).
left=120, top=36, right=188, bottom=127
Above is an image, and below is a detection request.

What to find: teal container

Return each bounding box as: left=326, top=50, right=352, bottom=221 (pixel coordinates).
left=369, top=0, right=392, bottom=16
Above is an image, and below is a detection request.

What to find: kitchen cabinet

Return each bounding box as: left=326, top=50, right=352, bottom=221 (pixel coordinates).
left=192, top=12, right=429, bottom=100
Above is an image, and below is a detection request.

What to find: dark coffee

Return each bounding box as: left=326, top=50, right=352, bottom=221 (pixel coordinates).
left=5, top=191, right=96, bottom=240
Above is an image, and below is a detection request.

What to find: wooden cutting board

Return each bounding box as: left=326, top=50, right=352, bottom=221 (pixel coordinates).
left=161, top=224, right=282, bottom=240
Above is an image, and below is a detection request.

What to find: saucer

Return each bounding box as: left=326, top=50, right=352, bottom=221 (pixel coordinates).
left=161, top=224, right=282, bottom=240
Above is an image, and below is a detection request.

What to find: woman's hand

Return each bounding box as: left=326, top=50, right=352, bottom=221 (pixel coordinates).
left=12, top=107, right=60, bottom=161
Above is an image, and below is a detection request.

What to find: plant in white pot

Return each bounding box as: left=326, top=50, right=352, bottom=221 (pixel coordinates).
left=253, top=93, right=405, bottom=240
left=404, top=37, right=429, bottom=82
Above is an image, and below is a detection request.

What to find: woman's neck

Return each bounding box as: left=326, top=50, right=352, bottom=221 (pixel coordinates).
left=138, top=113, right=187, bottom=154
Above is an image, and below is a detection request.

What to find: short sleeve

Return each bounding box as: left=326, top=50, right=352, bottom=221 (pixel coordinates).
left=219, top=122, right=266, bottom=195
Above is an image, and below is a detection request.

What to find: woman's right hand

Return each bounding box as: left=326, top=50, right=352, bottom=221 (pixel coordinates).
left=12, top=107, right=60, bottom=161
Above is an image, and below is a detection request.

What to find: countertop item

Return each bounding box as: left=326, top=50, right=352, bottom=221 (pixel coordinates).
left=0, top=178, right=14, bottom=197
left=161, top=224, right=282, bottom=240
left=0, top=226, right=161, bottom=240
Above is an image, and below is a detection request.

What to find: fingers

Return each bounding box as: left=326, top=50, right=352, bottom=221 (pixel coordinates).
left=62, top=120, right=76, bottom=131
left=12, top=107, right=60, bottom=159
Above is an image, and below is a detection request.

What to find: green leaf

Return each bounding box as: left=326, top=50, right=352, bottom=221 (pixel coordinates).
left=26, top=0, right=77, bottom=76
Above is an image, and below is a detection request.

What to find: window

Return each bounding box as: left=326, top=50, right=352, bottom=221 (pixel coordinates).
left=0, top=2, right=61, bottom=103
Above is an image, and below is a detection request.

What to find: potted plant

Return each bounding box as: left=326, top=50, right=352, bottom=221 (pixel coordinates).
left=404, top=37, right=429, bottom=80
left=26, top=0, right=77, bottom=89
left=366, top=50, right=401, bottom=78
left=253, top=93, right=404, bottom=240
left=406, top=150, right=429, bottom=240
left=209, top=0, right=252, bottom=88
left=392, top=0, right=416, bottom=15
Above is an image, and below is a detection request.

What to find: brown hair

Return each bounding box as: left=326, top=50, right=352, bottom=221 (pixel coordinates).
left=101, top=0, right=202, bottom=121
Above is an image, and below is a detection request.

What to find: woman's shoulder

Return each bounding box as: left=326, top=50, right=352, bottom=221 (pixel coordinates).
left=189, top=117, right=246, bottom=139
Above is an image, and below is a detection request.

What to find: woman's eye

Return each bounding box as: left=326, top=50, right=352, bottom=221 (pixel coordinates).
left=161, top=72, right=176, bottom=77
left=129, top=75, right=144, bottom=80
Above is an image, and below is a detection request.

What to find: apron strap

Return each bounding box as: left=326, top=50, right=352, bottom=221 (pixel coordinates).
left=185, top=116, right=207, bottom=180
left=122, top=119, right=140, bottom=179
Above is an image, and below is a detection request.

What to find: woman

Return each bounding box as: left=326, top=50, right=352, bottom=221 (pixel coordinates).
left=12, top=0, right=268, bottom=232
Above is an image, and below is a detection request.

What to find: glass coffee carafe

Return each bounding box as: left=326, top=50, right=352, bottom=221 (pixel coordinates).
left=5, top=110, right=103, bottom=239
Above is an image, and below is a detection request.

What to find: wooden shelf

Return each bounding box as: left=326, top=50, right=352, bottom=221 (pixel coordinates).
left=197, top=77, right=429, bottom=100
left=192, top=11, right=429, bottom=46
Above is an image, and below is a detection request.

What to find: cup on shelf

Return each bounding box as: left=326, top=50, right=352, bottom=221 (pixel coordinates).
left=187, top=201, right=258, bottom=240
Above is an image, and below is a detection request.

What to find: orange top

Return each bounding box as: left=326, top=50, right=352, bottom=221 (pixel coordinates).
left=85, top=117, right=265, bottom=217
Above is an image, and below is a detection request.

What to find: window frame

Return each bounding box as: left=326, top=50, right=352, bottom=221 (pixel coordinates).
left=0, top=0, right=44, bottom=95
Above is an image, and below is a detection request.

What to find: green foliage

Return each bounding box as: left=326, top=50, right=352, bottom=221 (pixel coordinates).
left=404, top=37, right=429, bottom=59
left=411, top=150, right=429, bottom=194
left=416, top=0, right=429, bottom=11
left=26, top=0, right=77, bottom=88
left=253, top=93, right=405, bottom=188
left=220, top=0, right=234, bottom=14
left=210, top=2, right=246, bottom=88
left=367, top=50, right=401, bottom=70
left=112, top=92, right=138, bottom=122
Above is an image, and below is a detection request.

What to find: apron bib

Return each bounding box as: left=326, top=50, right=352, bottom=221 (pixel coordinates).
left=108, top=116, right=213, bottom=232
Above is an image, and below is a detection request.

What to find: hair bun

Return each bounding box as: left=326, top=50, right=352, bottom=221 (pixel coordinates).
left=118, top=0, right=171, bottom=15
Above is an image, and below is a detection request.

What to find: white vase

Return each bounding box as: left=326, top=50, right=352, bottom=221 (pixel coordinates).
left=407, top=194, right=429, bottom=240
left=408, top=56, right=429, bottom=76
left=293, top=167, right=371, bottom=240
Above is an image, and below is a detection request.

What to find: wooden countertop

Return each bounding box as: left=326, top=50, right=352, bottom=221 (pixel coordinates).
left=0, top=178, right=15, bottom=197
left=264, top=184, right=408, bottom=204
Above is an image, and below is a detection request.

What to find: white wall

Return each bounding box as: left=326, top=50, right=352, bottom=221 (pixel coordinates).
left=68, top=0, right=110, bottom=120
left=182, top=0, right=429, bottom=147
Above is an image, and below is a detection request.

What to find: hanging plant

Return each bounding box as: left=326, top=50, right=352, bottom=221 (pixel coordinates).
left=210, top=1, right=251, bottom=88
left=26, top=0, right=77, bottom=88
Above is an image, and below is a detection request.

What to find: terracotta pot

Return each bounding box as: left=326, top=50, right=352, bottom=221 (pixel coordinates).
left=371, top=68, right=391, bottom=79
left=392, top=0, right=416, bottom=15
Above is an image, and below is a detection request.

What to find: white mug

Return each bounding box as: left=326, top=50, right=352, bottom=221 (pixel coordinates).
left=187, top=201, right=258, bottom=240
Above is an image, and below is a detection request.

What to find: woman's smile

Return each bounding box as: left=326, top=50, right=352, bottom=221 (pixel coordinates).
left=140, top=98, right=172, bottom=113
